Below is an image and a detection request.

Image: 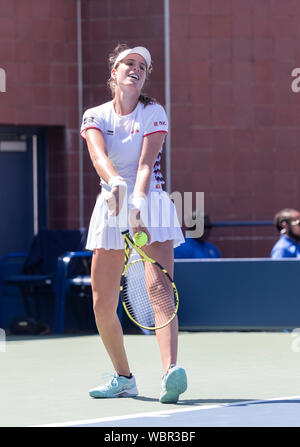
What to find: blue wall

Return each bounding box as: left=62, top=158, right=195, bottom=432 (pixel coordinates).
left=2, top=257, right=300, bottom=333
left=175, top=258, right=300, bottom=330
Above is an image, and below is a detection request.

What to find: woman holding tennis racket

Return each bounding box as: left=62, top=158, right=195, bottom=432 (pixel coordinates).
left=80, top=44, right=187, bottom=403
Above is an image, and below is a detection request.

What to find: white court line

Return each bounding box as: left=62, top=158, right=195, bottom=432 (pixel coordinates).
left=32, top=395, right=300, bottom=427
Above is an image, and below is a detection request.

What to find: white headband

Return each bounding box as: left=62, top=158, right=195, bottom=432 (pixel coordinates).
left=113, top=46, right=151, bottom=70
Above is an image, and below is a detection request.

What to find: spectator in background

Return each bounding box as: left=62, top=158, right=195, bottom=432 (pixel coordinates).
left=271, top=208, right=300, bottom=258
left=174, top=212, right=221, bottom=259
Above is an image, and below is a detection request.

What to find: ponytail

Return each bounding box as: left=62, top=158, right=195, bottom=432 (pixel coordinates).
left=138, top=94, right=156, bottom=106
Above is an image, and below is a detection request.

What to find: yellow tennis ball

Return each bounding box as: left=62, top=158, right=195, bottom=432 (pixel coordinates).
left=133, top=232, right=148, bottom=247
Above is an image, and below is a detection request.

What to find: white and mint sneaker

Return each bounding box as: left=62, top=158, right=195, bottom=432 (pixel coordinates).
left=159, top=364, right=187, bottom=403
left=89, top=373, right=138, bottom=398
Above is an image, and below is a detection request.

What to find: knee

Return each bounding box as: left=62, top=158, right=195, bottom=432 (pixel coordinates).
left=92, top=292, right=117, bottom=321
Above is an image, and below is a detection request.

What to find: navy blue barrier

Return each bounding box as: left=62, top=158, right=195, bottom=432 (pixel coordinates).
left=54, top=251, right=92, bottom=334
left=0, top=252, right=29, bottom=329
left=174, top=258, right=300, bottom=331
left=0, top=229, right=90, bottom=332
left=3, top=254, right=299, bottom=333
left=54, top=251, right=129, bottom=334
left=55, top=256, right=300, bottom=333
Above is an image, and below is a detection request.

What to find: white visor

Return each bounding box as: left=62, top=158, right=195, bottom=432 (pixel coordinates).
left=113, top=46, right=151, bottom=70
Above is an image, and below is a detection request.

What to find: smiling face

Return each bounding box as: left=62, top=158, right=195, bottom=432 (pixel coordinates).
left=111, top=53, right=147, bottom=94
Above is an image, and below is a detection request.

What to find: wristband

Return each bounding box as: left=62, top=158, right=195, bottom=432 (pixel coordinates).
left=106, top=176, right=128, bottom=217
left=108, top=176, right=127, bottom=190
left=130, top=195, right=147, bottom=213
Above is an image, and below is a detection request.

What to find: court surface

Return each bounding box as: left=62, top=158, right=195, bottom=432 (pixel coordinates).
left=1, top=331, right=300, bottom=427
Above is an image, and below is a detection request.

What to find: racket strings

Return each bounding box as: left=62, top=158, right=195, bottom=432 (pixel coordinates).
left=122, top=258, right=176, bottom=329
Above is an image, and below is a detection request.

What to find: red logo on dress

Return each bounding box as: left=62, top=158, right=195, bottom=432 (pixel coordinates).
left=154, top=122, right=158, bottom=126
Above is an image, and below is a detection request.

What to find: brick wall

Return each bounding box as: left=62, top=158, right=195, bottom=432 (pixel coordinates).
left=1, top=0, right=300, bottom=256
left=170, top=0, right=300, bottom=257
left=0, top=0, right=79, bottom=228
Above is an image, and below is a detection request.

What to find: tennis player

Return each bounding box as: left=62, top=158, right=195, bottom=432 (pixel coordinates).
left=80, top=44, right=187, bottom=403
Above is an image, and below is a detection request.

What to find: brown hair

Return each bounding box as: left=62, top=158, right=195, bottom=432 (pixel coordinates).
left=107, top=43, right=156, bottom=106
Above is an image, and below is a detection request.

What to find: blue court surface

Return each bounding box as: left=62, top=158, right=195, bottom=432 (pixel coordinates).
left=36, top=395, right=300, bottom=427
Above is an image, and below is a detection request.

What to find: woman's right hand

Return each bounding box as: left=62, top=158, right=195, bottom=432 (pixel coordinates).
left=106, top=184, right=127, bottom=217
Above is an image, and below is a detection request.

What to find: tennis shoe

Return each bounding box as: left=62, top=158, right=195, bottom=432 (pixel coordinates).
left=159, top=364, right=187, bottom=404
left=89, top=373, right=138, bottom=398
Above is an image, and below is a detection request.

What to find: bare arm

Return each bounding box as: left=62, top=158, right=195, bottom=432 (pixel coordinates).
left=130, top=132, right=167, bottom=239
left=85, top=128, right=126, bottom=216
left=85, top=128, right=119, bottom=182
left=134, top=132, right=166, bottom=197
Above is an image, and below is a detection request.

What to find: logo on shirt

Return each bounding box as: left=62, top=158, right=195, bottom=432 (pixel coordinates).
left=130, top=128, right=140, bottom=135
left=154, top=121, right=166, bottom=126
left=83, top=116, right=96, bottom=125
left=106, top=130, right=114, bottom=136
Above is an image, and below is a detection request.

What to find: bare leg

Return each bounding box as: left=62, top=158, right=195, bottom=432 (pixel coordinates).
left=91, top=248, right=131, bottom=377
left=143, top=240, right=178, bottom=374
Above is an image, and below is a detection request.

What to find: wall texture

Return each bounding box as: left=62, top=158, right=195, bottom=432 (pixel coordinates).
left=0, top=0, right=79, bottom=228
left=0, top=0, right=299, bottom=256
left=169, top=0, right=300, bottom=256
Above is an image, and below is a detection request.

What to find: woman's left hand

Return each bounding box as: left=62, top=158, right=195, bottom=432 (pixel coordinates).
left=129, top=208, right=151, bottom=245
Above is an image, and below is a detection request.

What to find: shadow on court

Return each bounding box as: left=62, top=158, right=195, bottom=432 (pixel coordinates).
left=133, top=396, right=256, bottom=406
left=230, top=399, right=300, bottom=407
left=176, top=398, right=257, bottom=406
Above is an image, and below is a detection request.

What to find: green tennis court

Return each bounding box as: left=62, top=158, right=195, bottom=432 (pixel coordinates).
left=1, top=331, right=300, bottom=427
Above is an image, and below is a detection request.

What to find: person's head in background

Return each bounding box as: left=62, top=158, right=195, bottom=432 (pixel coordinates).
left=274, top=208, right=300, bottom=243
left=188, top=211, right=213, bottom=243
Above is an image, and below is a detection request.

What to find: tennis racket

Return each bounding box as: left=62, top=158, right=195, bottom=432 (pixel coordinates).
left=120, top=230, right=179, bottom=331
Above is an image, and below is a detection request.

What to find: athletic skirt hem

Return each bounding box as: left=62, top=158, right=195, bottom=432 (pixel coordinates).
left=86, top=189, right=185, bottom=251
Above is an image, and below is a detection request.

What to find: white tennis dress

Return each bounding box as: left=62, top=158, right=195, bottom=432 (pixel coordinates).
left=80, top=100, right=184, bottom=250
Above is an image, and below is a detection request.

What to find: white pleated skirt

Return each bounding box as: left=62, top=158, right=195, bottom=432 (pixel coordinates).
left=86, top=187, right=185, bottom=251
